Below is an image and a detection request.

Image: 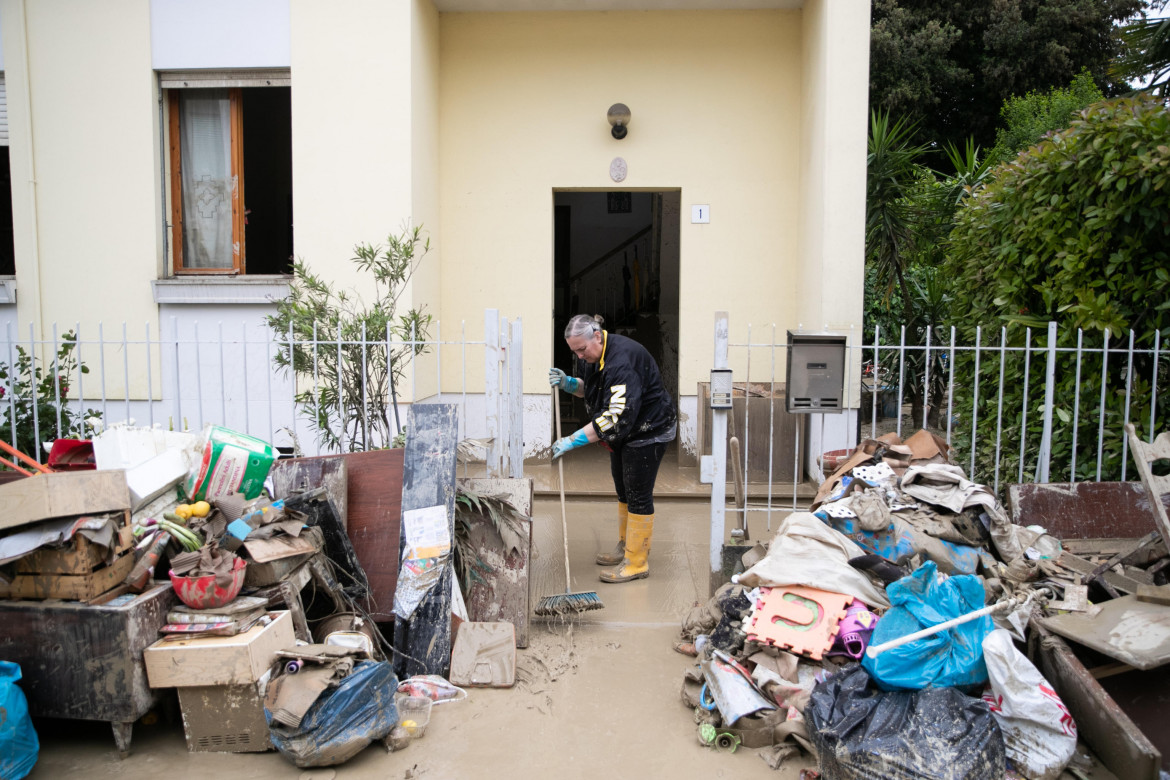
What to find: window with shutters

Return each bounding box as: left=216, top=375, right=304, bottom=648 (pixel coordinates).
left=166, top=75, right=292, bottom=275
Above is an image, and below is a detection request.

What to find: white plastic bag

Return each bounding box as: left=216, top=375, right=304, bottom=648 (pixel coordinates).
left=981, top=629, right=1077, bottom=780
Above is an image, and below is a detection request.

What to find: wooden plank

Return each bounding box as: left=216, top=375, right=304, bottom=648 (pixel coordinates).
left=341, top=449, right=404, bottom=618
left=0, top=470, right=130, bottom=531
left=459, top=477, right=533, bottom=648
left=1056, top=551, right=1151, bottom=595
left=393, top=404, right=458, bottom=679
left=1028, top=619, right=1161, bottom=780
left=0, top=551, right=135, bottom=600
left=0, top=583, right=175, bottom=724
left=1009, top=482, right=1170, bottom=540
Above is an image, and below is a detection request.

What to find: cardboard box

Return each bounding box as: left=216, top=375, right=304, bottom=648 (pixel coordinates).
left=0, top=550, right=135, bottom=600
left=15, top=511, right=134, bottom=575
left=0, top=470, right=130, bottom=532
left=178, top=683, right=271, bottom=753
left=144, top=610, right=294, bottom=688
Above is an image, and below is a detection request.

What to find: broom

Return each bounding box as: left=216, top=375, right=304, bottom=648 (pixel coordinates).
left=535, top=387, right=604, bottom=617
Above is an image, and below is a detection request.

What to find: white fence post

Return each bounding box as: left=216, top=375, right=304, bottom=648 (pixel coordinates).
left=1037, top=321, right=1057, bottom=483
left=708, top=311, right=730, bottom=596
left=484, top=309, right=502, bottom=477
left=509, top=318, right=524, bottom=479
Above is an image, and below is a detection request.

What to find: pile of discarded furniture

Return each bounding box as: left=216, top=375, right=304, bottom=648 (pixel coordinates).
left=0, top=403, right=529, bottom=774
left=679, top=426, right=1170, bottom=780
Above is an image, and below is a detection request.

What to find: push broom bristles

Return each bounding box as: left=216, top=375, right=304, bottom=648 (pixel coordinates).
left=535, top=590, right=604, bottom=617
left=537, top=388, right=606, bottom=619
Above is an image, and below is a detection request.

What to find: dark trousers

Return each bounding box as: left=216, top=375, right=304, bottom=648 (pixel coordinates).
left=609, top=442, right=667, bottom=515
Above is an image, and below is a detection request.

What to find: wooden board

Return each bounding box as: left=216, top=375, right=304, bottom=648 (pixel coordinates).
left=0, top=583, right=175, bottom=723
left=15, top=511, right=134, bottom=575
left=393, top=404, right=458, bottom=679
left=0, top=550, right=135, bottom=600
left=1009, top=482, right=1170, bottom=540
left=459, top=477, right=533, bottom=648
left=341, top=449, right=404, bottom=618
left=0, top=470, right=130, bottom=531
left=1028, top=618, right=1161, bottom=780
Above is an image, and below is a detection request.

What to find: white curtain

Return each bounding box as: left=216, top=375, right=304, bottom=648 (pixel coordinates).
left=179, top=89, right=233, bottom=269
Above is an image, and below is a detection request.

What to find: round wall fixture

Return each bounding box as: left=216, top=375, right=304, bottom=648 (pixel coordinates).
left=610, top=157, right=628, bottom=182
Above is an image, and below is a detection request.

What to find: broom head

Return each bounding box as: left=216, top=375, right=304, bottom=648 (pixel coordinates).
left=534, top=590, right=605, bottom=617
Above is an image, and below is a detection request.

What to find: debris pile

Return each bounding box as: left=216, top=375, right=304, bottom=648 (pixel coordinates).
left=678, top=428, right=1170, bottom=780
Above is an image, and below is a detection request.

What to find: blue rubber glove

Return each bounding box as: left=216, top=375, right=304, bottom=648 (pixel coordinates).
left=548, top=367, right=580, bottom=394
left=552, top=429, right=590, bottom=460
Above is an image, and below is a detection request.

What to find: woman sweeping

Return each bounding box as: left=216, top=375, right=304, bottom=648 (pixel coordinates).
left=548, top=314, right=676, bottom=584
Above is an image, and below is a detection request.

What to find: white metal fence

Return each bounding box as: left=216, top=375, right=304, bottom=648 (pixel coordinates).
left=0, top=309, right=525, bottom=477
left=706, top=313, right=1168, bottom=561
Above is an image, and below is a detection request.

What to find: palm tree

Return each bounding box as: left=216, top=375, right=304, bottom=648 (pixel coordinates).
left=865, top=110, right=931, bottom=316
left=1112, top=5, right=1170, bottom=97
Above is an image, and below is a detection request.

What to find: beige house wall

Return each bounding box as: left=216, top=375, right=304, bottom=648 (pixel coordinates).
left=0, top=0, right=161, bottom=350
left=438, top=9, right=804, bottom=396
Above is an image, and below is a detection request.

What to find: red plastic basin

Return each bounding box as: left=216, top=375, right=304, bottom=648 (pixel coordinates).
left=169, top=558, right=247, bottom=610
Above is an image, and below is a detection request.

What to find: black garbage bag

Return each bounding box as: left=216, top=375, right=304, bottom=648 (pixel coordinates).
left=807, top=664, right=1005, bottom=780
left=268, top=659, right=398, bottom=768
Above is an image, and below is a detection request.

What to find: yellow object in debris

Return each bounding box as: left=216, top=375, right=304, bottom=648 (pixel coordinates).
left=174, top=504, right=193, bottom=520
left=192, top=500, right=211, bottom=518
left=401, top=719, right=418, bottom=735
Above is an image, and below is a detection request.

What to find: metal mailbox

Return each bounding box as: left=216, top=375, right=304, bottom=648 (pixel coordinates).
left=785, top=332, right=847, bottom=413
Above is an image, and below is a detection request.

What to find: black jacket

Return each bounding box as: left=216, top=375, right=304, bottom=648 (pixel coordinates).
left=576, top=331, right=676, bottom=448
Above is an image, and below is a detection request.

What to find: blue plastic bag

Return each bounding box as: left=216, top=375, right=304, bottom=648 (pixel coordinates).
left=267, top=659, right=398, bottom=768
left=0, top=661, right=39, bottom=780
left=861, top=561, right=993, bottom=691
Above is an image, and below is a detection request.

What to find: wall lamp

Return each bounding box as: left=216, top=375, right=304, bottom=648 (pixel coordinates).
left=608, top=103, right=631, bottom=139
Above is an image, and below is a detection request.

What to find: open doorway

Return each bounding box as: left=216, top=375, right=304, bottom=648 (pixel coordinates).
left=552, top=190, right=680, bottom=434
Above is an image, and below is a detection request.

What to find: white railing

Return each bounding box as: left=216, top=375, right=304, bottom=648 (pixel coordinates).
left=0, top=309, right=524, bottom=477
left=706, top=313, right=1168, bottom=561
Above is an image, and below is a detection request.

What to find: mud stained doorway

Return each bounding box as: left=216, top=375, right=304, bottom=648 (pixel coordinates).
left=552, top=190, right=681, bottom=434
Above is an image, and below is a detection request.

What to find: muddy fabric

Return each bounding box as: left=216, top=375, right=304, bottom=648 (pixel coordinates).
left=266, top=665, right=338, bottom=728
left=895, top=505, right=990, bottom=548
left=738, top=513, right=890, bottom=608
left=840, top=488, right=891, bottom=532
left=901, top=464, right=1022, bottom=562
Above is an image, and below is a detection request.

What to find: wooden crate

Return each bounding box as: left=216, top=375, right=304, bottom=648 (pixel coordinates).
left=0, top=470, right=129, bottom=532
left=16, top=511, right=134, bottom=575
left=0, top=550, right=136, bottom=600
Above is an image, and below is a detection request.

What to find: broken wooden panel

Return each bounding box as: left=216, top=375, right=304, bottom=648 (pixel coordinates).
left=393, top=404, right=458, bottom=680
left=1028, top=619, right=1161, bottom=780
left=1008, top=482, right=1170, bottom=540
left=458, top=476, right=533, bottom=648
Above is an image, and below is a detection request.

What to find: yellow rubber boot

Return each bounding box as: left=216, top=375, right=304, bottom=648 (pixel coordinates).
left=599, top=512, right=653, bottom=583
left=595, top=502, right=628, bottom=565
